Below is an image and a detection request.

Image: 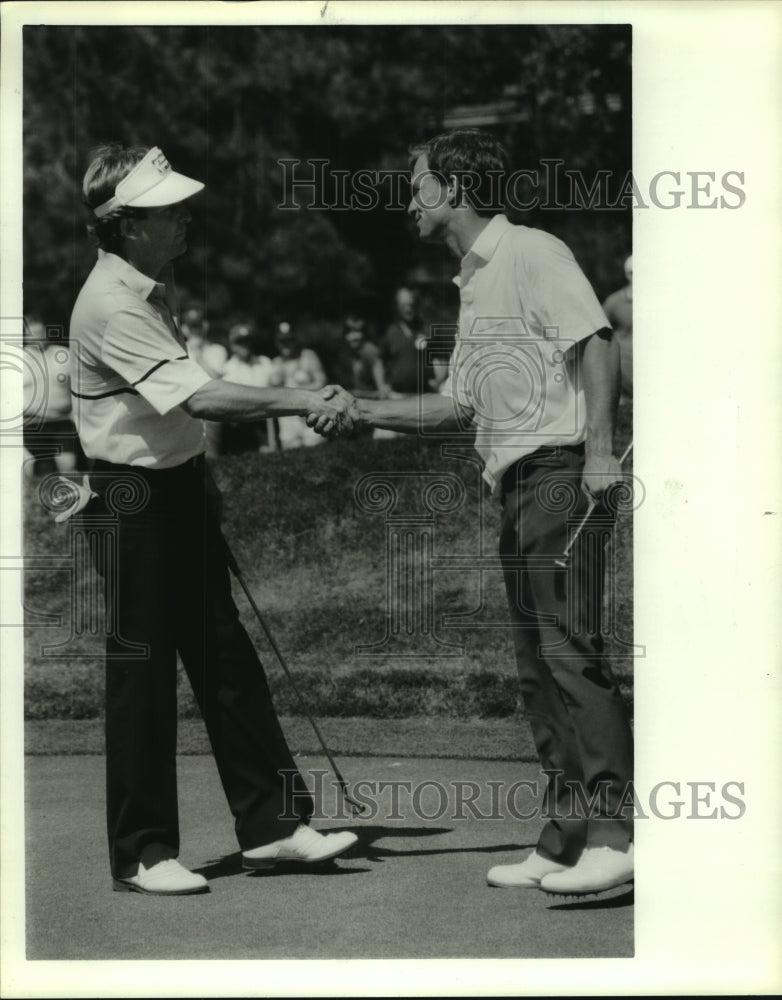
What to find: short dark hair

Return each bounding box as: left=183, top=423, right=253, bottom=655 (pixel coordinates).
left=81, top=143, right=149, bottom=253
left=408, top=128, right=509, bottom=216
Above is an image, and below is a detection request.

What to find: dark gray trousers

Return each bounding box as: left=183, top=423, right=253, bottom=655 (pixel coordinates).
left=499, top=446, right=634, bottom=864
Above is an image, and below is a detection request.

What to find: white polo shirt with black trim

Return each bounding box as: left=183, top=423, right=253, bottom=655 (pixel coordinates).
left=439, top=215, right=610, bottom=493
left=69, top=251, right=211, bottom=468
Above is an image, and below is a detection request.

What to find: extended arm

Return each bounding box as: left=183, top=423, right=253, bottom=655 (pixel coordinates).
left=318, top=386, right=473, bottom=435
left=182, top=379, right=352, bottom=433
left=578, top=328, right=622, bottom=494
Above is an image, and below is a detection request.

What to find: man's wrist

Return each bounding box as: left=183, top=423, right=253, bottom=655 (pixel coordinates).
left=356, top=398, right=374, bottom=426
left=585, top=431, right=614, bottom=458
left=295, top=387, right=321, bottom=416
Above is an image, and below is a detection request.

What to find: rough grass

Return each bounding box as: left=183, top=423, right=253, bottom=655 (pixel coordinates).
left=23, top=405, right=634, bottom=721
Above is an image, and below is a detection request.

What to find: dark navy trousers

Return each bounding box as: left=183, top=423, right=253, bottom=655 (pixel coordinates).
left=79, top=456, right=312, bottom=878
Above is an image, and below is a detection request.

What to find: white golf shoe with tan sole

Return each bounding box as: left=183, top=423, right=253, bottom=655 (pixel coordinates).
left=242, top=824, right=358, bottom=870
left=539, top=844, right=634, bottom=895
left=113, top=845, right=209, bottom=895
left=487, top=850, right=571, bottom=888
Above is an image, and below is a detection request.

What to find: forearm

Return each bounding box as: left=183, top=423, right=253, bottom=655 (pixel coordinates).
left=357, top=393, right=473, bottom=434
left=580, top=329, right=620, bottom=457
left=183, top=379, right=316, bottom=422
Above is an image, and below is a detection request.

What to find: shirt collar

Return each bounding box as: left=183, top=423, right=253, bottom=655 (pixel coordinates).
left=452, top=214, right=513, bottom=287
left=97, top=249, right=164, bottom=302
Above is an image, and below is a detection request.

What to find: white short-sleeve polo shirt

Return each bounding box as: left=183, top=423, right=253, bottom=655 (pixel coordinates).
left=440, top=215, right=610, bottom=492
left=69, top=251, right=211, bottom=468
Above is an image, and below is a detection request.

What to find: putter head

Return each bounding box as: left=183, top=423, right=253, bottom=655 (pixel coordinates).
left=344, top=795, right=370, bottom=818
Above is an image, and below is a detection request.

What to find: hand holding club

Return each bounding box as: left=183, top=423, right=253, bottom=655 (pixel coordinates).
left=582, top=452, right=623, bottom=500
left=556, top=442, right=633, bottom=568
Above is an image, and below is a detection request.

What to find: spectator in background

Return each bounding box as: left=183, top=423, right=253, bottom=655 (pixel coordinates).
left=380, top=286, right=432, bottom=394
left=428, top=350, right=452, bottom=393
left=22, top=318, right=81, bottom=476
left=180, top=305, right=227, bottom=457
left=269, top=322, right=327, bottom=449
left=343, top=315, right=392, bottom=399
left=342, top=314, right=394, bottom=440
left=180, top=305, right=228, bottom=378
left=223, top=321, right=274, bottom=388
left=222, top=322, right=275, bottom=452
left=602, top=255, right=633, bottom=400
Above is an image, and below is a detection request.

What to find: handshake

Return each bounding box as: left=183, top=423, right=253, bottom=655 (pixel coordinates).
left=305, top=385, right=362, bottom=439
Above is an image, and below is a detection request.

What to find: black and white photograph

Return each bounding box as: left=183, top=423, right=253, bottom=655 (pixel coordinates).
left=1, top=1, right=779, bottom=996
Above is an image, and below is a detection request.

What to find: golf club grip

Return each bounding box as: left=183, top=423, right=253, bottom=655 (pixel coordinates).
left=557, top=441, right=633, bottom=565
left=579, top=440, right=633, bottom=511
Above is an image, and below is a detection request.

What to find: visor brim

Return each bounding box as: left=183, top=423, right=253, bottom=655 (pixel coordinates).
left=125, top=172, right=204, bottom=209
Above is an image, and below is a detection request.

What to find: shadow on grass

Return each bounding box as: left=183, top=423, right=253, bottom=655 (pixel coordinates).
left=196, top=825, right=536, bottom=880
left=358, top=826, right=536, bottom=864
left=194, top=852, right=372, bottom=881
left=246, top=859, right=372, bottom=880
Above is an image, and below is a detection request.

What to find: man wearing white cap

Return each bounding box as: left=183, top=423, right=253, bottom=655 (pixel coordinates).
left=68, top=144, right=357, bottom=895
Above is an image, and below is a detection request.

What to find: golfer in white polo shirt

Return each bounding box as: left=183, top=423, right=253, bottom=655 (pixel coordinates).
left=69, top=144, right=357, bottom=895
left=319, top=129, right=634, bottom=897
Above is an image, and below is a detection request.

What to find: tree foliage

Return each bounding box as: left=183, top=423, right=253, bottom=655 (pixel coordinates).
left=23, top=24, right=631, bottom=355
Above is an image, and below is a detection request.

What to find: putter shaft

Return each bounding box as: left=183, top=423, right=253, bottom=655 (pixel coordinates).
left=223, top=539, right=368, bottom=817
left=555, top=499, right=597, bottom=567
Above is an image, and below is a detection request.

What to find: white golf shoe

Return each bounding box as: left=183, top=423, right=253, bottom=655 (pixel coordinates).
left=539, top=844, right=634, bottom=895
left=487, top=850, right=571, bottom=888
left=113, top=844, right=209, bottom=895
left=242, top=824, right=358, bottom=870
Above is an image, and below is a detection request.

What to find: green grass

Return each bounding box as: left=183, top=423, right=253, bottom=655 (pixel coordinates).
left=23, top=405, right=633, bottom=722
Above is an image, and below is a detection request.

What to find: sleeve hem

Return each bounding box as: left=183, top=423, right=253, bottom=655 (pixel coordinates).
left=147, top=367, right=213, bottom=416
left=132, top=355, right=188, bottom=388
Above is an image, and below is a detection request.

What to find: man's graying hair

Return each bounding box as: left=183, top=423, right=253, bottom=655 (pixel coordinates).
left=408, top=128, right=509, bottom=217
left=81, top=143, right=149, bottom=253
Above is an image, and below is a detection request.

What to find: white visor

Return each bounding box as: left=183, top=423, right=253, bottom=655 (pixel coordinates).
left=92, top=146, right=204, bottom=218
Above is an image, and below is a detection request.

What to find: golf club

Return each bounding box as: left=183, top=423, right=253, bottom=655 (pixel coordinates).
left=221, top=537, right=369, bottom=818
left=554, top=441, right=633, bottom=568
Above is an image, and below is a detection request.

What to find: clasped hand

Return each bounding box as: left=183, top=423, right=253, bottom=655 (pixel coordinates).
left=305, top=385, right=361, bottom=438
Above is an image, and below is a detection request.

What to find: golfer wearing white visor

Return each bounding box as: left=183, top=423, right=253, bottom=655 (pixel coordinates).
left=68, top=144, right=357, bottom=895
